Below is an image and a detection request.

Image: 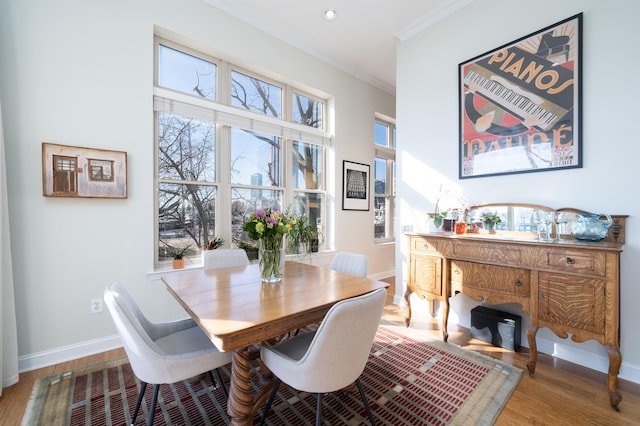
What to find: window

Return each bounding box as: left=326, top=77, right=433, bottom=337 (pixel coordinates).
left=374, top=117, right=396, bottom=242
left=292, top=91, right=323, bottom=129
left=154, top=38, right=330, bottom=267
left=231, top=69, right=282, bottom=117
left=158, top=44, right=217, bottom=100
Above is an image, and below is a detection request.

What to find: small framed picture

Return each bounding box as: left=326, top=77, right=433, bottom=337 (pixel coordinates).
left=42, top=142, right=127, bottom=198
left=342, top=160, right=370, bottom=211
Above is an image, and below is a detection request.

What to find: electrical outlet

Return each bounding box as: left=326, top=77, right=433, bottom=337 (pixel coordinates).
left=90, top=298, right=103, bottom=314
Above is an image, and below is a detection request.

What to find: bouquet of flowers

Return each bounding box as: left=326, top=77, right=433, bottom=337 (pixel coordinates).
left=243, top=208, right=292, bottom=281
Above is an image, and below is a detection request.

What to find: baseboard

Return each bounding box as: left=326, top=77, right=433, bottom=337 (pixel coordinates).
left=18, top=334, right=122, bottom=373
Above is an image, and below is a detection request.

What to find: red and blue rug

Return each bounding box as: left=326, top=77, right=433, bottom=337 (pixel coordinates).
left=23, top=323, right=522, bottom=425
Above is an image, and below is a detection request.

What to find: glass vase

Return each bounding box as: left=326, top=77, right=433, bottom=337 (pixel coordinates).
left=259, top=237, right=285, bottom=283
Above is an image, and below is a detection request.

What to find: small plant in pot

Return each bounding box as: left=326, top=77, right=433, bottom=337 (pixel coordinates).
left=236, top=238, right=258, bottom=261
left=161, top=241, right=193, bottom=269
left=480, top=211, right=501, bottom=232
left=286, top=214, right=315, bottom=255
left=203, top=236, right=225, bottom=251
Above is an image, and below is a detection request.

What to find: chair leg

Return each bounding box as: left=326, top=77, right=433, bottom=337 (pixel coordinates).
left=215, top=368, right=228, bottom=399
left=259, top=378, right=281, bottom=426
left=315, top=393, right=323, bottom=426
left=147, top=384, right=160, bottom=426
left=131, top=381, right=147, bottom=425
left=355, top=378, right=375, bottom=426
left=208, top=370, right=217, bottom=388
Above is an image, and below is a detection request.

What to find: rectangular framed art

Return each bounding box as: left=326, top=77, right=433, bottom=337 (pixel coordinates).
left=459, top=13, right=582, bottom=179
left=42, top=142, right=128, bottom=198
left=342, top=160, right=370, bottom=211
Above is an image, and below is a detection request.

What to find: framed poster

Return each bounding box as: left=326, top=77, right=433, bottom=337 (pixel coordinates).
left=342, top=160, right=370, bottom=211
left=459, top=13, right=582, bottom=179
left=42, top=142, right=128, bottom=198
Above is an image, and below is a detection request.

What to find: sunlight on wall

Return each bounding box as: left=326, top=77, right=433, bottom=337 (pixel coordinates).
left=399, top=150, right=467, bottom=232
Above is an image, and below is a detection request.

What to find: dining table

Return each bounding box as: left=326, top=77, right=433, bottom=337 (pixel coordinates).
left=161, top=260, right=389, bottom=426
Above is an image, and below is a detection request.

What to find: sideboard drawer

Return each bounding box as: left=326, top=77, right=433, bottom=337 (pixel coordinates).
left=541, top=250, right=606, bottom=277
left=451, top=260, right=530, bottom=297
left=410, top=237, right=440, bottom=254
left=452, top=241, right=523, bottom=265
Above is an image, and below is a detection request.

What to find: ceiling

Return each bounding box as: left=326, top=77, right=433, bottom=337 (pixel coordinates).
left=203, top=0, right=475, bottom=95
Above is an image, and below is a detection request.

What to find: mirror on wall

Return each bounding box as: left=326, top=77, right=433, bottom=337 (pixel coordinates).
left=464, top=203, right=626, bottom=244
left=466, top=203, right=554, bottom=235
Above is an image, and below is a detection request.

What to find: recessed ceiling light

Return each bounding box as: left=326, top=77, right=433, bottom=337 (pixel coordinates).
left=323, top=9, right=337, bottom=21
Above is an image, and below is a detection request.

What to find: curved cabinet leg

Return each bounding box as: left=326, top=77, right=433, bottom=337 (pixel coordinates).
left=605, top=344, right=622, bottom=411
left=404, top=290, right=412, bottom=327
left=525, top=324, right=539, bottom=377
left=442, top=297, right=449, bottom=342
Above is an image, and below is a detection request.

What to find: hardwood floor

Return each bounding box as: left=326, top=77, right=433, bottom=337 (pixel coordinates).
left=2, top=278, right=639, bottom=425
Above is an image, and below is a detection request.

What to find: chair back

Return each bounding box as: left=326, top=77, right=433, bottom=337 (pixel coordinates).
left=290, top=288, right=386, bottom=392
left=104, top=281, right=176, bottom=382
left=204, top=248, right=250, bottom=270
left=329, top=252, right=368, bottom=277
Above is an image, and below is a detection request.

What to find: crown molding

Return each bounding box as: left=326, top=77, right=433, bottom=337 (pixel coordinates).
left=395, top=0, right=477, bottom=42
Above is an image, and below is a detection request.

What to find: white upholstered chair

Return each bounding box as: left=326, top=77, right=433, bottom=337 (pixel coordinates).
left=104, top=281, right=232, bottom=426
left=329, top=251, right=368, bottom=277
left=203, top=248, right=250, bottom=270
left=259, top=288, right=386, bottom=426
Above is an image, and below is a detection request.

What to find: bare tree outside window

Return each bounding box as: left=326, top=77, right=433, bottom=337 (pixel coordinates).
left=157, top=112, right=215, bottom=260
left=155, top=40, right=327, bottom=265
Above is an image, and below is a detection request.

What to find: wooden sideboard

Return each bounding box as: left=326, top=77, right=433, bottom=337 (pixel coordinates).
left=405, top=224, right=626, bottom=410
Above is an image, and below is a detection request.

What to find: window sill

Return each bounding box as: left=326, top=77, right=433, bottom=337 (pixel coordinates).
left=148, top=251, right=334, bottom=281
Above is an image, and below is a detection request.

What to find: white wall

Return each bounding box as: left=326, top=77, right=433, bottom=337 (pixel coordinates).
left=396, top=0, right=640, bottom=383
left=0, top=0, right=395, bottom=368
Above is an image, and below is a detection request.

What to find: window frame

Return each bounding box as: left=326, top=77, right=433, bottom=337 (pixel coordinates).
left=374, top=115, right=396, bottom=244
left=153, top=36, right=330, bottom=268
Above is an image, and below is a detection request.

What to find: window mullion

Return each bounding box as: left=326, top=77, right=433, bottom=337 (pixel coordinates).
left=217, top=124, right=232, bottom=246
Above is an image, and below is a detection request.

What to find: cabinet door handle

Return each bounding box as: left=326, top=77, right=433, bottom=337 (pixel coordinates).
left=423, top=243, right=429, bottom=250
left=453, top=269, right=460, bottom=275
left=566, top=257, right=576, bottom=265
left=514, top=279, right=523, bottom=287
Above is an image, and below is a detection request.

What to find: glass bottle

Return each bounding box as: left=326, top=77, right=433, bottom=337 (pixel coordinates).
left=455, top=209, right=467, bottom=235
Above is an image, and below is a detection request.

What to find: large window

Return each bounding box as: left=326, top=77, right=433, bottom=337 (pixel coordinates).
left=154, top=38, right=329, bottom=267
left=374, top=117, right=396, bottom=242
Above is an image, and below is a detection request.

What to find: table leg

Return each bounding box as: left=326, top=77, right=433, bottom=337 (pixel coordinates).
left=227, top=346, right=280, bottom=425
left=227, top=349, right=255, bottom=426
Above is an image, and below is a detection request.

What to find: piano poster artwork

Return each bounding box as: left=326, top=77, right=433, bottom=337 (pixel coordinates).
left=459, top=13, right=582, bottom=178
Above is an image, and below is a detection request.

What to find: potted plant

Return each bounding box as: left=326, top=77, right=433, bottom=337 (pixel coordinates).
left=480, top=211, right=501, bottom=232
left=203, top=236, right=225, bottom=251
left=161, top=241, right=193, bottom=269
left=427, top=190, right=447, bottom=230
left=235, top=238, right=258, bottom=261
left=286, top=214, right=315, bottom=255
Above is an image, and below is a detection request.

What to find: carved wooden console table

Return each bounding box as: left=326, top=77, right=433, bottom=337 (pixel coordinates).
left=405, top=204, right=627, bottom=410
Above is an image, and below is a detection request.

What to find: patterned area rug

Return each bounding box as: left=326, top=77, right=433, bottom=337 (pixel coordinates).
left=22, top=323, right=522, bottom=425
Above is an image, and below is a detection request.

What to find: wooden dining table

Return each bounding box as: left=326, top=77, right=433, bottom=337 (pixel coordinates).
left=161, top=260, right=389, bottom=426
